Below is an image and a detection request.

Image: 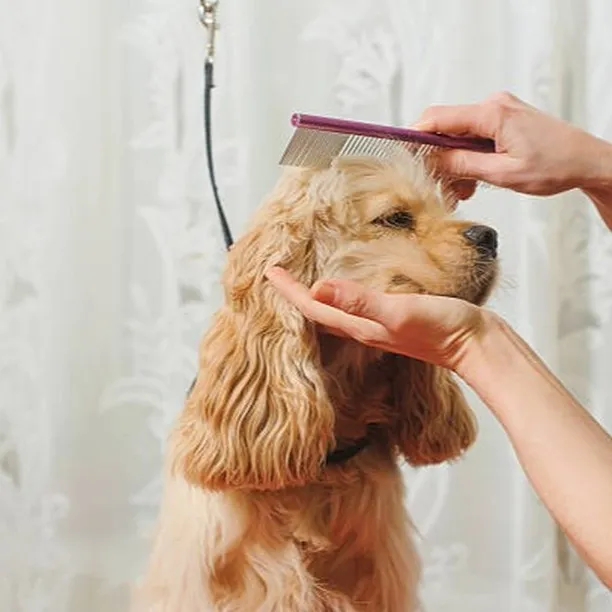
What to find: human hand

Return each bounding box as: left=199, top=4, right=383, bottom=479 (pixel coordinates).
left=265, top=267, right=489, bottom=372
left=415, top=91, right=612, bottom=198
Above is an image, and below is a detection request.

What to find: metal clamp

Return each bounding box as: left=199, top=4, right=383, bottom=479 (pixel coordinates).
left=199, top=0, right=220, bottom=63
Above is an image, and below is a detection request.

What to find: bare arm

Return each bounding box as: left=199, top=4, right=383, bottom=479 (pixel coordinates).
left=580, top=137, right=612, bottom=230
left=458, top=313, right=612, bottom=587
left=266, top=268, right=612, bottom=587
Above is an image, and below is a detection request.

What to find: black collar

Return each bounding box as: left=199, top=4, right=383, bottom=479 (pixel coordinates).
left=325, top=436, right=370, bottom=465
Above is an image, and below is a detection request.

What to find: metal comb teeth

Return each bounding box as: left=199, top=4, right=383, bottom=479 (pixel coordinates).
left=279, top=128, right=346, bottom=168
left=279, top=128, right=437, bottom=168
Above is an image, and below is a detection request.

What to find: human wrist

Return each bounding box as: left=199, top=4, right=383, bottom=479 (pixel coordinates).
left=452, top=310, right=529, bottom=423
left=576, top=132, right=612, bottom=192
left=453, top=310, right=508, bottom=384
left=576, top=133, right=612, bottom=229
left=452, top=308, right=575, bottom=430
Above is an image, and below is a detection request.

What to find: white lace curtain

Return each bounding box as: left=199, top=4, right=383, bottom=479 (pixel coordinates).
left=1, top=1, right=611, bottom=610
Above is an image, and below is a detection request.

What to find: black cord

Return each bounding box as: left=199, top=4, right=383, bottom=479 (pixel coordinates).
left=204, top=59, right=233, bottom=251
left=188, top=59, right=233, bottom=398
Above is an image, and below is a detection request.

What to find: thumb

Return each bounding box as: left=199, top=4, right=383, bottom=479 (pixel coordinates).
left=311, top=279, right=388, bottom=323
left=411, top=102, right=498, bottom=138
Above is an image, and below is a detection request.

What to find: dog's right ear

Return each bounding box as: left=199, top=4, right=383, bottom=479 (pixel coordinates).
left=170, top=173, right=337, bottom=491
left=390, top=356, right=477, bottom=465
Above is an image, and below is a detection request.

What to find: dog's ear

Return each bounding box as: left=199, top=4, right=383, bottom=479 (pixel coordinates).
left=170, top=175, right=336, bottom=491
left=390, top=357, right=476, bottom=465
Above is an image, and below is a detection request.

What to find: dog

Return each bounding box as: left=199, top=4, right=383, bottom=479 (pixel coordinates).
left=132, top=153, right=499, bottom=611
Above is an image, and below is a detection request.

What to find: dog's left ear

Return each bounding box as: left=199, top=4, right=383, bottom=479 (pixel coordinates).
left=390, top=356, right=477, bottom=465
left=168, top=170, right=337, bottom=491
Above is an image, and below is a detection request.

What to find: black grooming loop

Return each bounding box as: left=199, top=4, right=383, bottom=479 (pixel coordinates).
left=195, top=1, right=367, bottom=466
left=199, top=0, right=233, bottom=251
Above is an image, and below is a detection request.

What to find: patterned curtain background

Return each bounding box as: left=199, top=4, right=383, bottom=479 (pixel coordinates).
left=1, top=0, right=611, bottom=610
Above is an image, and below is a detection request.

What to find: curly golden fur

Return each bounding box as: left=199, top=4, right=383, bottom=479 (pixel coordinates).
left=132, top=153, right=499, bottom=611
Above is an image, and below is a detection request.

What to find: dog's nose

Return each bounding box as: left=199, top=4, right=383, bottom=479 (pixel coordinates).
left=463, top=225, right=498, bottom=258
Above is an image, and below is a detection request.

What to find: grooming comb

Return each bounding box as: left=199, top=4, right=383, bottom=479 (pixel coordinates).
left=279, top=113, right=495, bottom=168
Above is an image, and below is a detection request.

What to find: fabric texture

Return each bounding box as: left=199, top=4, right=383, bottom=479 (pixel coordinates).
left=1, top=0, right=611, bottom=609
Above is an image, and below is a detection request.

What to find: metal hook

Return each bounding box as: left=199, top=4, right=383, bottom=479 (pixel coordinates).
left=199, top=0, right=220, bottom=63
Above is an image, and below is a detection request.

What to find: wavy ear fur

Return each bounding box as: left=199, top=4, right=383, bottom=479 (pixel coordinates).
left=391, top=356, right=477, bottom=465
left=170, top=175, right=336, bottom=491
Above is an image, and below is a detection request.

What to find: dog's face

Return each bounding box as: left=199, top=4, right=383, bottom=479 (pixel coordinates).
left=173, top=154, right=498, bottom=491
left=302, top=155, right=498, bottom=306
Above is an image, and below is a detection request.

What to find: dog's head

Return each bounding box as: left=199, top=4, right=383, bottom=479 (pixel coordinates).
left=173, top=154, right=498, bottom=490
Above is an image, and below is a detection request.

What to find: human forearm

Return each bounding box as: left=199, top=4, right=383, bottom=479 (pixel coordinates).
left=583, top=185, right=612, bottom=230
left=457, top=313, right=612, bottom=588
left=578, top=134, right=612, bottom=230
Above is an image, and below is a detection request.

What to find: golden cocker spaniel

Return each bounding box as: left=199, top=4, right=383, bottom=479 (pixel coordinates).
left=133, top=153, right=499, bottom=611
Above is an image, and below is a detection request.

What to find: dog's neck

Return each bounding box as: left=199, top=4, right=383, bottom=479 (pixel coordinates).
left=319, top=335, right=395, bottom=447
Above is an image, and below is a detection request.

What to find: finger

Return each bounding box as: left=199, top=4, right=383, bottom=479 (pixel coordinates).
left=451, top=179, right=478, bottom=201
left=312, top=280, right=439, bottom=349
left=434, top=149, right=512, bottom=183
left=265, top=268, right=388, bottom=345
left=412, top=103, right=498, bottom=139
left=438, top=178, right=477, bottom=208
left=310, top=278, right=390, bottom=323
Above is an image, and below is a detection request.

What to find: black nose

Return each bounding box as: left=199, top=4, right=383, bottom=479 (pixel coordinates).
left=463, top=225, right=498, bottom=258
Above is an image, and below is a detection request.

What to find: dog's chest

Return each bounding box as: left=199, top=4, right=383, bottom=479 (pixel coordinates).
left=274, top=459, right=401, bottom=556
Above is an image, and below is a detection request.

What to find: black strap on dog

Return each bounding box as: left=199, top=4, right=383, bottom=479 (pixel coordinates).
left=325, top=437, right=370, bottom=465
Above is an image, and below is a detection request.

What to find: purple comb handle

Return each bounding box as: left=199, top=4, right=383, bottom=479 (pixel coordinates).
left=291, top=113, right=495, bottom=154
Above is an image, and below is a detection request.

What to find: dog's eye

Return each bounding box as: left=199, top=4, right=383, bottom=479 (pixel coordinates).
left=375, top=211, right=414, bottom=230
